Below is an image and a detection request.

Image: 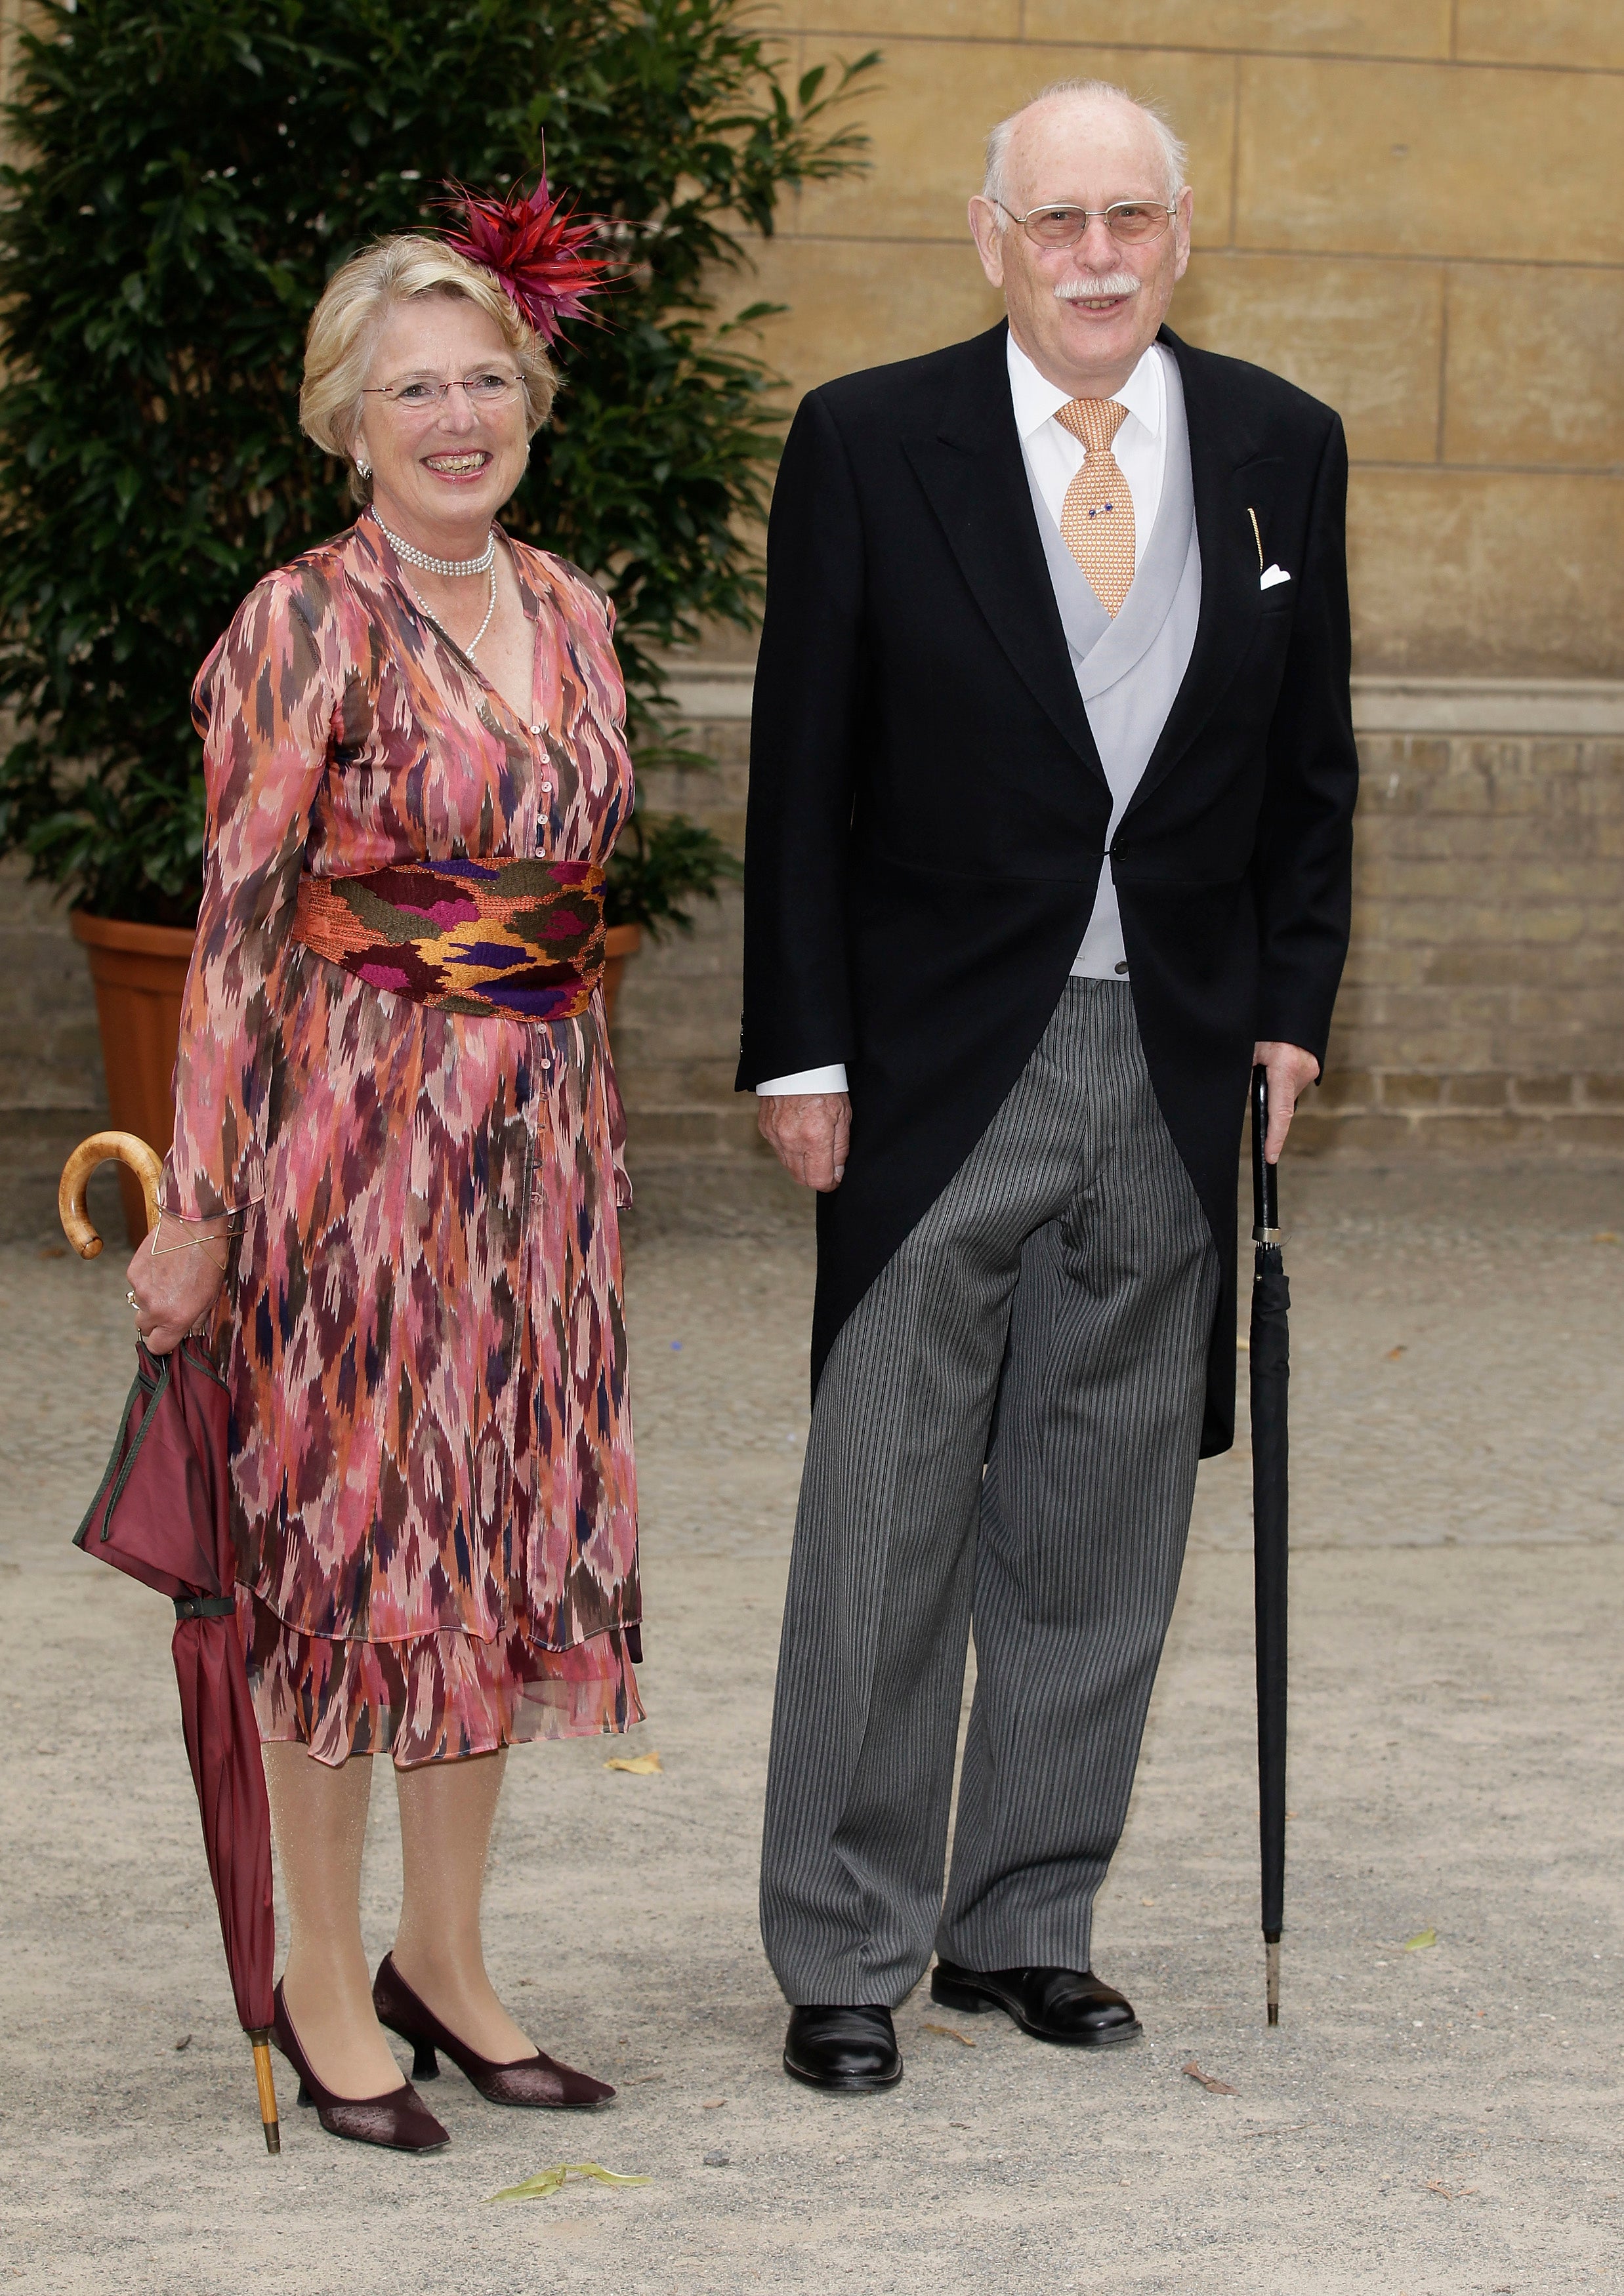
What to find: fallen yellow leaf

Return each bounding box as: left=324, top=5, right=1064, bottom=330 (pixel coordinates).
left=1386, top=1345, right=1407, bottom=1361
left=488, top=2162, right=651, bottom=2204
left=604, top=1750, right=663, bottom=1774
left=1593, top=1231, right=1619, bottom=1244
left=1404, top=1928, right=1437, bottom=1952
left=921, top=2020, right=976, bottom=2047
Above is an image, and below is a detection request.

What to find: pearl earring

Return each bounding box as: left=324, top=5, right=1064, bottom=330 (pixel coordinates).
left=356, top=452, right=371, bottom=478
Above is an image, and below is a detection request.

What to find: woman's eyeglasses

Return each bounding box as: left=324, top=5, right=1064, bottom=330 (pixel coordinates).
left=362, top=373, right=524, bottom=411
left=993, top=199, right=1178, bottom=250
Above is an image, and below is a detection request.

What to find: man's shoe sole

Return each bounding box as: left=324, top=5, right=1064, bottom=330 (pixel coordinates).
left=782, top=2049, right=904, bottom=2093
left=930, top=1969, right=1141, bottom=2047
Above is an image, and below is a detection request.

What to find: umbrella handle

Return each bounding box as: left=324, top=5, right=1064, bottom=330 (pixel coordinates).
left=251, top=2030, right=281, bottom=2155
left=1251, top=1065, right=1280, bottom=1244
left=58, top=1130, right=165, bottom=1258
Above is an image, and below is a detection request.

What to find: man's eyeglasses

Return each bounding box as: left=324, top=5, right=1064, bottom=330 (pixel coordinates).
left=993, top=199, right=1178, bottom=251
left=361, top=372, right=524, bottom=411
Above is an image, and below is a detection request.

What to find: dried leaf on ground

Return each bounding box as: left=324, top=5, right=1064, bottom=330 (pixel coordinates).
left=488, top=2162, right=651, bottom=2204
left=1425, top=2181, right=1478, bottom=2200
left=1404, top=1928, right=1437, bottom=1952
left=1182, top=2060, right=1238, bottom=2095
left=604, top=1751, right=663, bottom=1774
left=921, top=2021, right=976, bottom=2047
left=1386, top=1345, right=1407, bottom=1361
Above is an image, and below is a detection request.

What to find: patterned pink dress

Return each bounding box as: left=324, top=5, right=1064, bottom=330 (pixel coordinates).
left=162, top=516, right=642, bottom=1766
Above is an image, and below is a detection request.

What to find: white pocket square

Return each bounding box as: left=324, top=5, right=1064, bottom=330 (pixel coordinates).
left=1260, top=564, right=1291, bottom=590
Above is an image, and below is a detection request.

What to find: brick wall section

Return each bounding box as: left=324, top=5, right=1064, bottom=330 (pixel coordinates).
left=7, top=711, right=1619, bottom=1174
left=0, top=864, right=105, bottom=1113
left=1297, top=729, right=1624, bottom=1155
left=611, top=716, right=758, bottom=1153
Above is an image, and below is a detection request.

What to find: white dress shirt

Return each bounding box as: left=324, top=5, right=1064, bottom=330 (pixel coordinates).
left=756, top=333, right=1171, bottom=1097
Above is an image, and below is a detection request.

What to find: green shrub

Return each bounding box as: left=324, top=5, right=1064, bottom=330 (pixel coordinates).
left=0, top=0, right=873, bottom=924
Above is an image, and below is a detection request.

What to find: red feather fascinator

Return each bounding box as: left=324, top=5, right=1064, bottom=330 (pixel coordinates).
left=439, top=174, right=612, bottom=346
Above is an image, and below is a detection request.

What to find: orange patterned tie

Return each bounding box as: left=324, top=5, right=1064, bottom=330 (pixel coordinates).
left=1055, top=398, right=1135, bottom=617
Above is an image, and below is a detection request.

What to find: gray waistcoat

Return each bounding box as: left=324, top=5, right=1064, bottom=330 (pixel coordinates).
left=1022, top=351, right=1201, bottom=976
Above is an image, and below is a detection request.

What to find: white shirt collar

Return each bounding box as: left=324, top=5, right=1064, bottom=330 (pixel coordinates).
left=1006, top=327, right=1164, bottom=446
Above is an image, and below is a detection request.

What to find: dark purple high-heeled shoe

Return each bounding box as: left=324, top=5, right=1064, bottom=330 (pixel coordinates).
left=272, top=1980, right=449, bottom=2151
left=372, top=1953, right=614, bottom=2108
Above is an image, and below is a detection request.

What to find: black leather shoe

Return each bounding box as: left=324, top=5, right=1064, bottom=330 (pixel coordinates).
left=783, top=2004, right=902, bottom=2091
left=930, top=1961, right=1140, bottom=2047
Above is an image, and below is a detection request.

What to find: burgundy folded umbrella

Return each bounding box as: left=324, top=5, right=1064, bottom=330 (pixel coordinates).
left=62, top=1134, right=280, bottom=2154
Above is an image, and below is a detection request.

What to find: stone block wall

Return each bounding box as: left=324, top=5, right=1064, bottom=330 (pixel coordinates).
left=8, top=682, right=1618, bottom=1176
left=1297, top=691, right=1624, bottom=1155
left=1, top=1, right=1619, bottom=1181
left=744, top=2, right=1624, bottom=680
left=613, top=673, right=1624, bottom=1161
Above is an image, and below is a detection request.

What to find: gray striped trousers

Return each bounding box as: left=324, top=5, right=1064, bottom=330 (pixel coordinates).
left=759, top=977, right=1220, bottom=2007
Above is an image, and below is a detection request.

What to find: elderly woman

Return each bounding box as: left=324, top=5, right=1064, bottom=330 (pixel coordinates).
left=125, top=190, right=641, bottom=2154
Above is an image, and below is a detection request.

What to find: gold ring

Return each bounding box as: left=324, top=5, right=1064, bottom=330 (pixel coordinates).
left=126, top=1289, right=140, bottom=1311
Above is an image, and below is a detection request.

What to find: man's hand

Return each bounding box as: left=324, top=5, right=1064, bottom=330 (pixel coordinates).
left=1252, top=1041, right=1320, bottom=1164
left=758, top=1091, right=852, bottom=1192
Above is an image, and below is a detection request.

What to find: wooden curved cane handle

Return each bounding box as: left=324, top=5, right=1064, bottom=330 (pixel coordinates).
left=58, top=1130, right=165, bottom=1259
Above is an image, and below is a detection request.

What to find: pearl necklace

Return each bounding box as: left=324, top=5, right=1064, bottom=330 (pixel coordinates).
left=375, top=513, right=496, bottom=579
left=410, top=562, right=499, bottom=663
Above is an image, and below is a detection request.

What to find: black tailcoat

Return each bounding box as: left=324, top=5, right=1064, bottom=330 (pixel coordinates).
left=737, top=322, right=1357, bottom=1453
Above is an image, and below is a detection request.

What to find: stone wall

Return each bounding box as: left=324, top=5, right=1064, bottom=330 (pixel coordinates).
left=1, top=2, right=1619, bottom=1185
left=1301, top=683, right=1624, bottom=1155
left=7, top=682, right=1619, bottom=1189
left=745, top=1, right=1624, bottom=680
left=612, top=672, right=1624, bottom=1160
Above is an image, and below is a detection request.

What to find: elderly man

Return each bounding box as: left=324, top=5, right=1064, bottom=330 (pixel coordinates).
left=738, top=79, right=1356, bottom=2091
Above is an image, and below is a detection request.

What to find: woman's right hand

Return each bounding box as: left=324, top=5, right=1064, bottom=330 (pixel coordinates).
left=126, top=1214, right=230, bottom=1355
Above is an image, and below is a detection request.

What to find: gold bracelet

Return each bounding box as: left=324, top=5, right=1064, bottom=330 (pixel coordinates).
left=149, top=1211, right=240, bottom=1269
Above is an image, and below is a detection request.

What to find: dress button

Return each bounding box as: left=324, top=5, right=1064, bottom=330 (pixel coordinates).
left=1114, top=960, right=1129, bottom=977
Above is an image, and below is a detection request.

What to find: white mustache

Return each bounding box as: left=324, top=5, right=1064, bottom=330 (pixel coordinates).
left=1054, top=273, right=1141, bottom=303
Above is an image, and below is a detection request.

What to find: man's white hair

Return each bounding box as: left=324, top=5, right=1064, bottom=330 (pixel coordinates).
left=982, top=79, right=1188, bottom=219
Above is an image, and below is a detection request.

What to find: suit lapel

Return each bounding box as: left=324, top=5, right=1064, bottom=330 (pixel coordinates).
left=903, top=325, right=1110, bottom=796
left=1123, top=329, right=1268, bottom=824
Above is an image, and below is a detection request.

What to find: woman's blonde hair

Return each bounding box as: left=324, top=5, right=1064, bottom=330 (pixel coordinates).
left=300, top=233, right=558, bottom=501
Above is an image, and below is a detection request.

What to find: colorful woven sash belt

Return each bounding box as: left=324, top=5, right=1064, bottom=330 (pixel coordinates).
left=290, top=855, right=606, bottom=1021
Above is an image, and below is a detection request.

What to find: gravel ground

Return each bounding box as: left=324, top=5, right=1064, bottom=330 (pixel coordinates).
left=0, top=1155, right=1620, bottom=2296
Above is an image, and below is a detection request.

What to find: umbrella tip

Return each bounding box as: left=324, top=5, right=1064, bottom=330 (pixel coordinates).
left=1264, top=1932, right=1281, bottom=2028
left=251, top=2033, right=281, bottom=2155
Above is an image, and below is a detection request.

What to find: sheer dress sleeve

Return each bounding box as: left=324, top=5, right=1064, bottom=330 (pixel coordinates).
left=162, top=570, right=339, bottom=1221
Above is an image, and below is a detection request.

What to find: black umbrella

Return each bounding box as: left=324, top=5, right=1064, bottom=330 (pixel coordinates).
left=1250, top=1065, right=1290, bottom=2026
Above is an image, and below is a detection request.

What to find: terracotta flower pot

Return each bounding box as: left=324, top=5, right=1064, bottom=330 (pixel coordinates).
left=70, top=911, right=196, bottom=1248
left=602, top=922, right=641, bottom=1031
